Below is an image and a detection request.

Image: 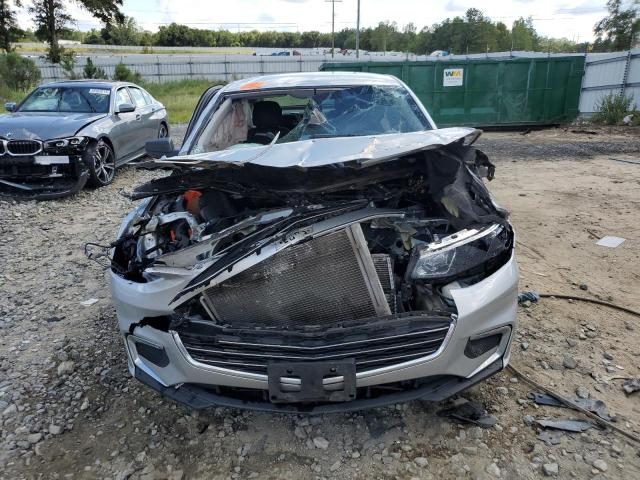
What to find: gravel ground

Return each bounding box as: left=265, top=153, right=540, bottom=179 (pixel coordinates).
left=1, top=127, right=639, bottom=480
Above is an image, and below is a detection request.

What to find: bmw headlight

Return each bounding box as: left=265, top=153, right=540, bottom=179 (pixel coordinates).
left=44, top=136, right=89, bottom=153
left=410, top=223, right=512, bottom=280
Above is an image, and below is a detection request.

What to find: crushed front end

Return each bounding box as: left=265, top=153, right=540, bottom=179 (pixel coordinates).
left=108, top=135, right=518, bottom=413
left=0, top=137, right=89, bottom=199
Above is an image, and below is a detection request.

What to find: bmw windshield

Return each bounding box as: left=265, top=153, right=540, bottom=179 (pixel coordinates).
left=18, top=87, right=111, bottom=114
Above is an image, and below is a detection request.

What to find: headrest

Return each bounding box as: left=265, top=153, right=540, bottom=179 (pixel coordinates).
left=252, top=101, right=282, bottom=128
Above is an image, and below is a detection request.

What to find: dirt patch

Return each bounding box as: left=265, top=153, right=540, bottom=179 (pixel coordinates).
left=1, top=128, right=639, bottom=479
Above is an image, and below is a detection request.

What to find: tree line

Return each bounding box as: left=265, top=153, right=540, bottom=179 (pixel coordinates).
left=0, top=0, right=638, bottom=63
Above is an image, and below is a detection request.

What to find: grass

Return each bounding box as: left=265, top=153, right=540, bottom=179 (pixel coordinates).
left=1, top=79, right=222, bottom=124
left=143, top=79, right=222, bottom=123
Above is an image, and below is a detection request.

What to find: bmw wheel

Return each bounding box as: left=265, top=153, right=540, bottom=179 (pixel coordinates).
left=86, top=139, right=116, bottom=187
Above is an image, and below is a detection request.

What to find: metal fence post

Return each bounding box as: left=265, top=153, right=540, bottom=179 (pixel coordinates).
left=189, top=56, right=193, bottom=78
left=621, top=50, right=632, bottom=96
left=224, top=55, right=229, bottom=81
left=156, top=56, right=161, bottom=83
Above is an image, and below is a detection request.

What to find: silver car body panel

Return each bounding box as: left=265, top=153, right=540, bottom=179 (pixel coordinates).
left=158, top=126, right=476, bottom=170
left=113, top=253, right=518, bottom=390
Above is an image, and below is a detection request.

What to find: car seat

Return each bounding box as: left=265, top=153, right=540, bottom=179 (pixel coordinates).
left=247, top=101, right=289, bottom=144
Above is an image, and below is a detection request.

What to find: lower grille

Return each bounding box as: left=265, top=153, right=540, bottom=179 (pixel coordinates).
left=6, top=140, right=42, bottom=156
left=201, top=225, right=390, bottom=328
left=175, top=314, right=453, bottom=375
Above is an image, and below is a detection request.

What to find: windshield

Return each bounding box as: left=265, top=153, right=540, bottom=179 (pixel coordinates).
left=189, top=85, right=431, bottom=154
left=18, top=87, right=111, bottom=113
left=280, top=85, right=430, bottom=142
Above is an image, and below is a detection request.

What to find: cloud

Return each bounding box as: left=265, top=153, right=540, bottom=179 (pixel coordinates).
left=445, top=0, right=467, bottom=11
left=258, top=13, right=275, bottom=23
left=555, top=0, right=607, bottom=15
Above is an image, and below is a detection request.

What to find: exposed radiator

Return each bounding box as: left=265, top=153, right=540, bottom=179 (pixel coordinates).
left=371, top=254, right=396, bottom=313
left=201, top=224, right=390, bottom=328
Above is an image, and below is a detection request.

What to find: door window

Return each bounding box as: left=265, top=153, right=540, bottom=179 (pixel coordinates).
left=129, top=87, right=148, bottom=108
left=115, top=88, right=133, bottom=107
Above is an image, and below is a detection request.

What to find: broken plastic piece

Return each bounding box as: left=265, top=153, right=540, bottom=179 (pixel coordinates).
left=536, top=419, right=593, bottom=432
left=518, top=291, right=540, bottom=303
left=596, top=236, right=625, bottom=248
left=80, top=298, right=99, bottom=307
left=437, top=401, right=497, bottom=428
left=529, top=392, right=611, bottom=421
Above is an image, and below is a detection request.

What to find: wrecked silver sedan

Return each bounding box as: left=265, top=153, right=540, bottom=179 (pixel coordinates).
left=107, top=72, right=518, bottom=413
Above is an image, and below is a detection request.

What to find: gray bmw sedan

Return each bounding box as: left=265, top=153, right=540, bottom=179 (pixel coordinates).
left=0, top=80, right=168, bottom=199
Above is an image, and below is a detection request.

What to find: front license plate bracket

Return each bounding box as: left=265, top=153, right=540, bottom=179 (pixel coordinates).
left=267, top=360, right=356, bottom=404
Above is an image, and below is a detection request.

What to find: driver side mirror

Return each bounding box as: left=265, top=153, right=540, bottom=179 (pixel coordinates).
left=145, top=138, right=178, bottom=159
left=116, top=103, right=135, bottom=114
left=4, top=102, right=16, bottom=112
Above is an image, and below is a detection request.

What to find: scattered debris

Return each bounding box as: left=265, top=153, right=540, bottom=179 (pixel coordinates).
left=622, top=379, right=640, bottom=395
left=529, top=392, right=611, bottom=421
left=437, top=401, right=497, bottom=428
left=535, top=419, right=593, bottom=433
left=596, top=236, right=625, bottom=248
left=80, top=298, right=99, bottom=307
left=570, top=129, right=597, bottom=135
left=517, top=291, right=540, bottom=304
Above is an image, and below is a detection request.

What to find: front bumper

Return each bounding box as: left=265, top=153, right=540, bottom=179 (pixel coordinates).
left=0, top=155, right=89, bottom=200
left=111, top=253, right=518, bottom=411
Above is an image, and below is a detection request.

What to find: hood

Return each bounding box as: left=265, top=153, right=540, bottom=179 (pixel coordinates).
left=161, top=127, right=479, bottom=169
left=0, top=112, right=107, bottom=140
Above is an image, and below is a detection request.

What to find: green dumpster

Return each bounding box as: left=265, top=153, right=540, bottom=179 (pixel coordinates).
left=320, top=56, right=585, bottom=127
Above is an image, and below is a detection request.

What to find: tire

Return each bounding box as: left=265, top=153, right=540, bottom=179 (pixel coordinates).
left=85, top=139, right=116, bottom=188
left=158, top=122, right=169, bottom=138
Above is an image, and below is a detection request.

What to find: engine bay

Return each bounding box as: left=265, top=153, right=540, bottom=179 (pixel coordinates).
left=109, top=143, right=513, bottom=329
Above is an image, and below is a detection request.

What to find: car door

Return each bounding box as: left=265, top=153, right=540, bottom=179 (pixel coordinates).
left=110, top=87, right=138, bottom=162
left=127, top=86, right=156, bottom=150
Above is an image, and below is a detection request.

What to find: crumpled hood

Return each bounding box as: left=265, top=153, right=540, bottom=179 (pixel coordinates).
left=0, top=112, right=107, bottom=140
left=164, top=127, right=479, bottom=169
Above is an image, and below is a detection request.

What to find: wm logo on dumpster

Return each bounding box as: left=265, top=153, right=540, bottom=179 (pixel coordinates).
left=443, top=68, right=464, bottom=87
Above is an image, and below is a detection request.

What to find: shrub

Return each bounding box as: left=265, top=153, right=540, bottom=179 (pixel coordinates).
left=592, top=92, right=637, bottom=125
left=113, top=62, right=141, bottom=82
left=83, top=58, right=107, bottom=79
left=60, top=51, right=79, bottom=80
left=0, top=52, right=41, bottom=90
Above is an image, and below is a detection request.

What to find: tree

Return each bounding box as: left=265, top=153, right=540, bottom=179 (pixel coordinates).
left=0, top=0, right=21, bottom=52
left=29, top=0, right=123, bottom=63
left=593, top=0, right=639, bottom=51
left=0, top=51, right=41, bottom=89
left=100, top=15, right=139, bottom=45
left=83, top=57, right=106, bottom=78
left=511, top=17, right=537, bottom=51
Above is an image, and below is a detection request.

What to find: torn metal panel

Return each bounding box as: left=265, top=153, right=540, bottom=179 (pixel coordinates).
left=153, top=127, right=478, bottom=170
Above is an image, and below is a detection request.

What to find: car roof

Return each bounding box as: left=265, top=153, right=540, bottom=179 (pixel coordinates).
left=40, top=80, right=134, bottom=89
left=222, top=71, right=403, bottom=93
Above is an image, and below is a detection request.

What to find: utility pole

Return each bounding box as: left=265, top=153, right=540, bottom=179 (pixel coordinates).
left=326, top=0, right=342, bottom=58
left=356, top=0, right=361, bottom=58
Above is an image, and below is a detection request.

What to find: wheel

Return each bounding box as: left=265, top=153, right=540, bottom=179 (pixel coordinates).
left=158, top=123, right=169, bottom=138
left=85, top=139, right=116, bottom=188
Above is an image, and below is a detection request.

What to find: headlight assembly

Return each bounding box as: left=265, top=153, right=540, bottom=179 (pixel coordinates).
left=44, top=136, right=89, bottom=153
left=410, top=223, right=512, bottom=281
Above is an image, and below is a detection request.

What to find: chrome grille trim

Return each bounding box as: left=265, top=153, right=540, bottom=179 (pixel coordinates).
left=215, top=326, right=451, bottom=351
left=172, top=316, right=457, bottom=380
left=3, top=139, right=43, bottom=156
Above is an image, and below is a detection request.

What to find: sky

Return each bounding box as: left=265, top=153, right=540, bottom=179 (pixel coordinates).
left=14, top=0, right=616, bottom=43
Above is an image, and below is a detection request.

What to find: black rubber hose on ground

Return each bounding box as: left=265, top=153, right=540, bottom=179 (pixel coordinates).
left=538, top=293, right=640, bottom=318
